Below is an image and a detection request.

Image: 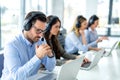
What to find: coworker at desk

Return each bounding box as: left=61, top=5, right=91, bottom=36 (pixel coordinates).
left=1, top=11, right=56, bottom=80
left=65, top=15, right=101, bottom=54
left=44, top=15, right=89, bottom=66
left=87, top=15, right=108, bottom=47
left=44, top=15, right=81, bottom=66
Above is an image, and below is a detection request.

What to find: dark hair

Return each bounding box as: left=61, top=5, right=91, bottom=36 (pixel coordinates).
left=46, top=15, right=61, bottom=32
left=87, top=15, right=99, bottom=29
left=44, top=15, right=61, bottom=59
left=23, top=11, right=47, bottom=31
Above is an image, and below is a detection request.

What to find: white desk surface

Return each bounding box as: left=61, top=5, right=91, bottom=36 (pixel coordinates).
left=77, top=49, right=120, bottom=80
left=98, top=38, right=119, bottom=49
left=28, top=49, right=120, bottom=80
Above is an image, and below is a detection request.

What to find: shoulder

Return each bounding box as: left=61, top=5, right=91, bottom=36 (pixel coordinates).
left=66, top=31, right=76, bottom=39
left=5, top=34, right=23, bottom=48
left=69, top=31, right=76, bottom=36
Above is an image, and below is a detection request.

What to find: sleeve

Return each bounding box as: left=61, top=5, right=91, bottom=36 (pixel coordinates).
left=4, top=44, right=41, bottom=80
left=41, top=56, right=56, bottom=72
left=35, top=39, right=56, bottom=71
left=62, top=53, right=76, bottom=60
left=69, top=32, right=88, bottom=52
left=87, top=41, right=98, bottom=47
left=56, top=59, right=66, bottom=66
left=86, top=30, right=98, bottom=47
left=58, top=40, right=76, bottom=60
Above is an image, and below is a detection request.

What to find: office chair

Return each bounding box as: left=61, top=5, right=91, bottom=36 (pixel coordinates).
left=0, top=53, right=4, bottom=78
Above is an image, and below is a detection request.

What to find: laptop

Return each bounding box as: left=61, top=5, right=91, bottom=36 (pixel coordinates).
left=103, top=41, right=119, bottom=56
left=80, top=48, right=105, bottom=70
left=37, top=55, right=85, bottom=80
left=86, top=41, right=119, bottom=57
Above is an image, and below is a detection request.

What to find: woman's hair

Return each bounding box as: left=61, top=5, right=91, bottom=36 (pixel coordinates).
left=44, top=15, right=62, bottom=59
left=87, top=15, right=99, bottom=29
left=71, top=15, right=86, bottom=37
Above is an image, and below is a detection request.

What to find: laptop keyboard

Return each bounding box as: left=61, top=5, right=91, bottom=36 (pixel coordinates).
left=81, top=62, right=91, bottom=68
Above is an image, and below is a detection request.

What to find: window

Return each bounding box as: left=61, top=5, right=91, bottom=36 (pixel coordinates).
left=0, top=0, right=20, bottom=49
left=64, top=0, right=86, bottom=32
left=25, top=0, right=47, bottom=15
left=0, top=0, right=47, bottom=49
left=97, top=0, right=109, bottom=27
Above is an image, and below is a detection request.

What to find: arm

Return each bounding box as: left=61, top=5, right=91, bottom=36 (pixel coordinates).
left=88, top=46, right=101, bottom=51
left=41, top=56, right=56, bottom=71
left=62, top=52, right=76, bottom=60
left=86, top=29, right=100, bottom=47
left=35, top=43, right=56, bottom=72
left=86, top=31, right=101, bottom=51
left=79, top=30, right=87, bottom=45
left=69, top=32, right=88, bottom=52
left=4, top=44, right=41, bottom=80
left=58, top=40, right=77, bottom=59
left=56, top=59, right=66, bottom=66
left=87, top=40, right=98, bottom=47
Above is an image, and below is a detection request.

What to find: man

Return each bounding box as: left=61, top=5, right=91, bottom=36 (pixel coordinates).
left=1, top=11, right=56, bottom=80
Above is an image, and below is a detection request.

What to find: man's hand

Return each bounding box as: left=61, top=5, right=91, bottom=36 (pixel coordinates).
left=35, top=44, right=53, bottom=59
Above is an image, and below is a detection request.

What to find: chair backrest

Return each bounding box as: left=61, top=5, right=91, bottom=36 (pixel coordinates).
left=0, top=53, right=4, bottom=78
left=57, top=27, right=66, bottom=48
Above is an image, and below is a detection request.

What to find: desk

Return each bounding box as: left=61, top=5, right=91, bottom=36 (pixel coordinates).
left=77, top=49, right=120, bottom=80
left=28, top=49, right=120, bottom=80
left=28, top=66, right=61, bottom=80
left=98, top=38, right=119, bottom=49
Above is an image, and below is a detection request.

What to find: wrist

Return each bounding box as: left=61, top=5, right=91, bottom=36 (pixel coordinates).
left=48, top=53, right=54, bottom=58
left=36, top=54, right=42, bottom=59
left=48, top=55, right=54, bottom=58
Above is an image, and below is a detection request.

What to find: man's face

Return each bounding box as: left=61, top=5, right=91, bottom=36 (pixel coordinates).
left=29, top=20, right=46, bottom=43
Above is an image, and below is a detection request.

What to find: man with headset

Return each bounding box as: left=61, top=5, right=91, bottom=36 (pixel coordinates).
left=1, top=11, right=56, bottom=80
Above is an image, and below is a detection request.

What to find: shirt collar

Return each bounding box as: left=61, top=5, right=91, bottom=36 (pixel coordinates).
left=21, top=33, right=33, bottom=47
left=88, top=27, right=92, bottom=32
left=89, top=27, right=96, bottom=32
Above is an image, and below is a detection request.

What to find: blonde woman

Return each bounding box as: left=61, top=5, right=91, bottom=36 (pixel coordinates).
left=65, top=15, right=101, bottom=55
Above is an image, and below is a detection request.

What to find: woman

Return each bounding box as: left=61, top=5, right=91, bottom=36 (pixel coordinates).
left=65, top=15, right=101, bottom=55
left=87, top=15, right=108, bottom=47
left=44, top=15, right=88, bottom=66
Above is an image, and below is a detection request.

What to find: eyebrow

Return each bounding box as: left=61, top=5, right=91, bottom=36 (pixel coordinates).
left=33, top=25, right=45, bottom=30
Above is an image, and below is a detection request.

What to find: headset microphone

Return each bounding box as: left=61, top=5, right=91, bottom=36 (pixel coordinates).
left=41, top=37, right=44, bottom=41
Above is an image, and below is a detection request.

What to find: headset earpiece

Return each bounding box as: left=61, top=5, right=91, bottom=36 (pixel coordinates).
left=76, top=21, right=81, bottom=28
left=76, top=16, right=82, bottom=28
left=89, top=15, right=98, bottom=26
left=89, top=17, right=94, bottom=25
left=46, top=16, right=58, bottom=32
left=23, top=12, right=44, bottom=31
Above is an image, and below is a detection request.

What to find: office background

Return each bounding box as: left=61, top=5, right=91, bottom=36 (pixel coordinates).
left=0, top=0, right=120, bottom=50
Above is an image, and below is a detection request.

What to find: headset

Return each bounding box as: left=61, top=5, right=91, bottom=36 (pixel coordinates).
left=46, top=16, right=59, bottom=32
left=89, top=16, right=94, bottom=25
left=89, top=15, right=98, bottom=26
left=76, top=15, right=83, bottom=28
left=23, top=11, right=45, bottom=31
